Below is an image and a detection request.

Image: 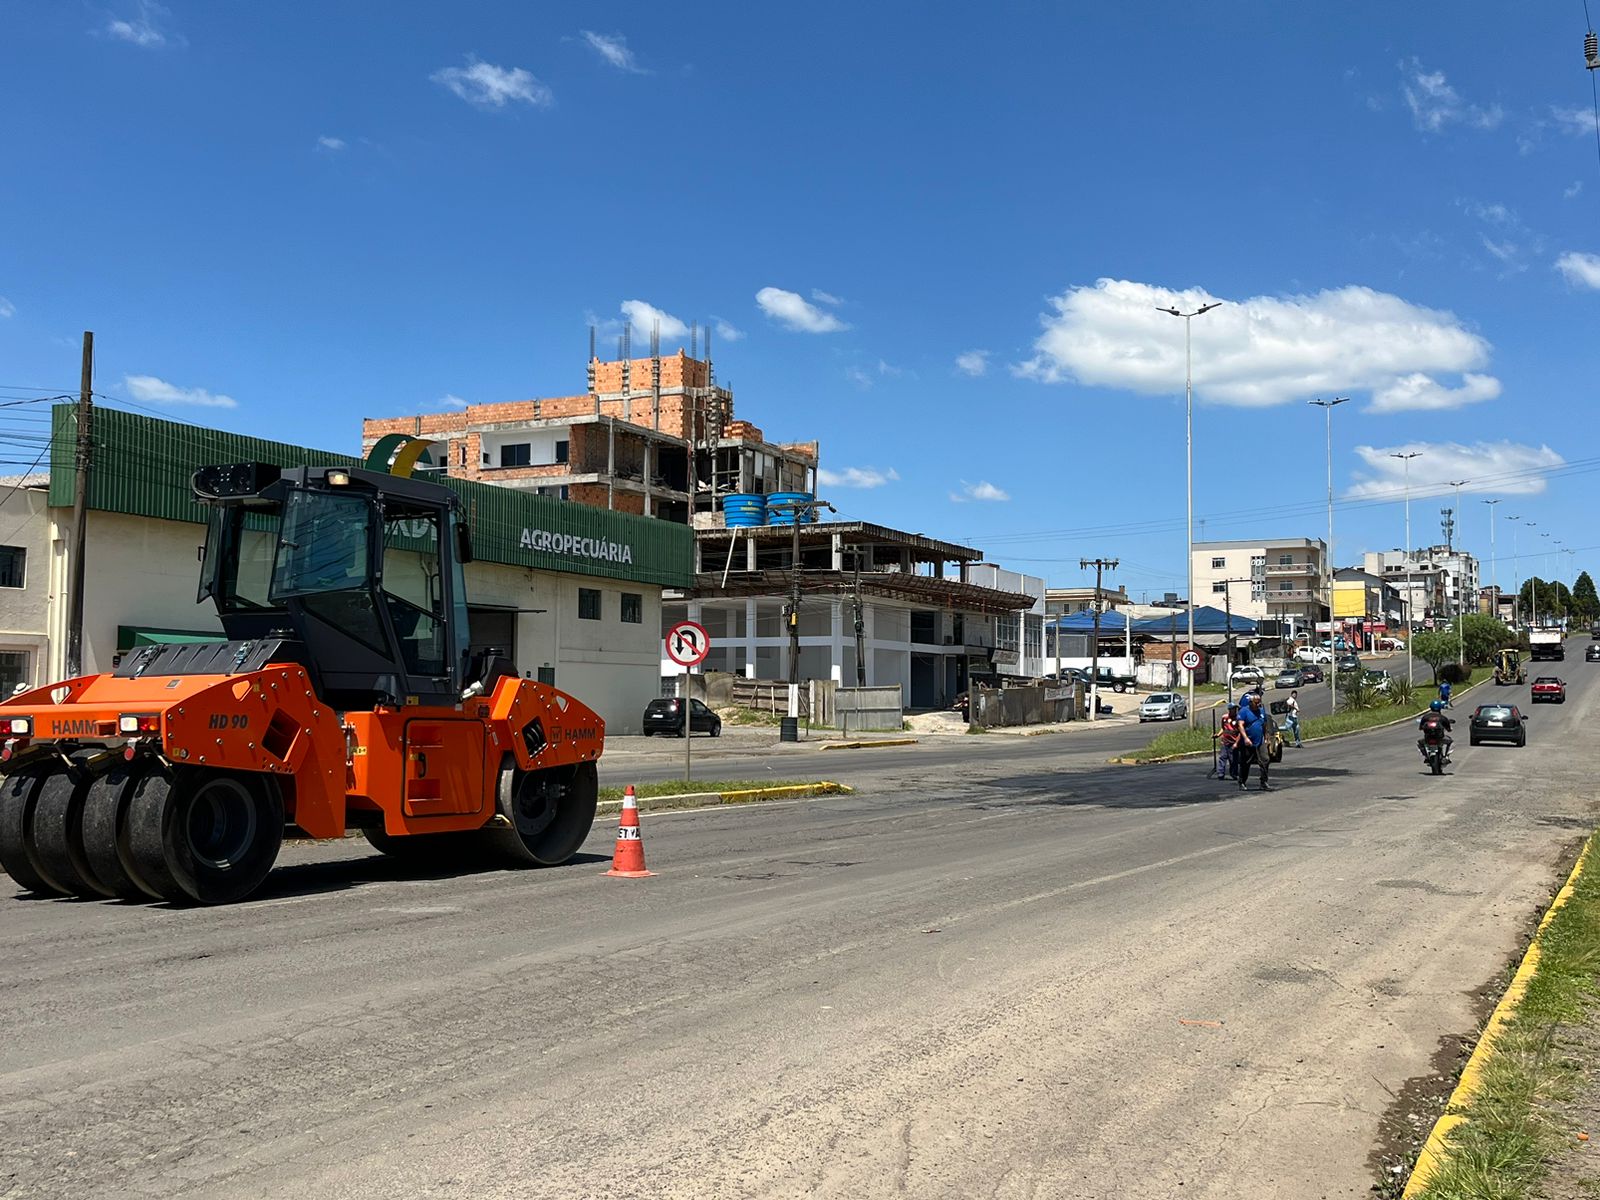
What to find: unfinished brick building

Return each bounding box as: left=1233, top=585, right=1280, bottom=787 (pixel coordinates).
left=362, top=348, right=818, bottom=524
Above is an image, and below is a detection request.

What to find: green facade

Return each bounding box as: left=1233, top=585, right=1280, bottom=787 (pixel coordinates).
left=49, top=405, right=692, bottom=588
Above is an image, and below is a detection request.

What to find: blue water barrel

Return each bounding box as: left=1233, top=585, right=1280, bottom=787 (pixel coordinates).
left=722, top=493, right=766, bottom=527
left=767, top=491, right=815, bottom=525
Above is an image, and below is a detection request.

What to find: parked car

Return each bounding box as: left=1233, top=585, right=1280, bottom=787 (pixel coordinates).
left=1295, top=646, right=1334, bottom=665
left=1072, top=666, right=1137, bottom=693
left=1376, top=637, right=1406, bottom=651
left=641, top=696, right=723, bottom=736
left=1531, top=676, right=1567, bottom=704
left=1297, top=664, right=1325, bottom=683
left=1274, top=668, right=1305, bottom=689
left=1586, top=644, right=1600, bottom=663
left=1335, top=654, right=1362, bottom=674
left=1362, top=669, right=1392, bottom=692
left=1469, top=703, right=1527, bottom=746
left=1230, top=665, right=1265, bottom=686
left=1138, top=692, right=1189, bottom=722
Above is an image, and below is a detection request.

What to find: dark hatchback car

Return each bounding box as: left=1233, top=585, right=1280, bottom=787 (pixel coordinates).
left=1297, top=664, right=1325, bottom=683
left=1468, top=703, right=1527, bottom=747
left=1587, top=644, right=1600, bottom=662
left=642, top=697, right=722, bottom=737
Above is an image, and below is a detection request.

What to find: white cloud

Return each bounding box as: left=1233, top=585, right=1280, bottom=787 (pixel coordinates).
left=1555, top=251, right=1600, bottom=290
left=1347, top=441, right=1565, bottom=500
left=1368, top=372, right=1501, bottom=413
left=103, top=1, right=178, bottom=48
left=954, top=349, right=989, bottom=377
left=441, top=394, right=470, bottom=409
left=1550, top=105, right=1600, bottom=137
left=1014, top=278, right=1499, bottom=414
left=1400, top=58, right=1502, bottom=132
left=811, top=289, right=844, bottom=306
left=124, top=374, right=237, bottom=409
left=712, top=318, right=744, bottom=343
left=619, top=299, right=689, bottom=343
left=1565, top=181, right=1584, bottom=200
left=846, top=366, right=874, bottom=390
left=432, top=58, right=552, bottom=109
left=0, top=296, right=13, bottom=319
left=876, top=359, right=903, bottom=377
left=581, top=31, right=646, bottom=73
left=949, top=480, right=1009, bottom=503
left=316, top=136, right=347, bottom=152
left=818, top=466, right=899, bottom=489
left=756, top=286, right=847, bottom=333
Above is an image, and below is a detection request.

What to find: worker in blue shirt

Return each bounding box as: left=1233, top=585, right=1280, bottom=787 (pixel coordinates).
left=1236, top=692, right=1273, bottom=791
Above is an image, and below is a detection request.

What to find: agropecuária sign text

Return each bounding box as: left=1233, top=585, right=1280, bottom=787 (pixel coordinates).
left=519, top=526, right=635, bottom=566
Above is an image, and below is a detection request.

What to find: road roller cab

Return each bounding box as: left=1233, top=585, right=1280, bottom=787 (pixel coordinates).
left=0, top=459, right=605, bottom=905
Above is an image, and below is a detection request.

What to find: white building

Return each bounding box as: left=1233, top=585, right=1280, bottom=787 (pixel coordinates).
left=661, top=522, right=1038, bottom=710
left=1362, top=547, right=1479, bottom=622
left=1191, top=537, right=1330, bottom=640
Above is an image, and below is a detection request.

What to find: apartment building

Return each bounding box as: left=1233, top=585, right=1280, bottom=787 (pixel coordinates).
left=1191, top=538, right=1330, bottom=640
left=1362, top=547, right=1479, bottom=621
left=362, top=349, right=817, bottom=524
left=661, top=522, right=1038, bottom=709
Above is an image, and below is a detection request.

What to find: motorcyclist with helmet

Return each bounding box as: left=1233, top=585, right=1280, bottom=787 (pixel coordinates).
left=1417, top=699, right=1453, bottom=763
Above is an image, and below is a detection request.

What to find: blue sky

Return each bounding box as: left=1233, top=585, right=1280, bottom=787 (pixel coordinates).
left=3, top=2, right=1598, bottom=600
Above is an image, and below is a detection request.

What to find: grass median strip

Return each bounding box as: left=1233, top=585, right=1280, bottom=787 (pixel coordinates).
left=1403, top=833, right=1600, bottom=1199
left=1123, top=668, right=1491, bottom=763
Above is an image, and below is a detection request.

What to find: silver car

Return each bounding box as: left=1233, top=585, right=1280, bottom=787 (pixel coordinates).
left=1138, top=692, right=1189, bottom=722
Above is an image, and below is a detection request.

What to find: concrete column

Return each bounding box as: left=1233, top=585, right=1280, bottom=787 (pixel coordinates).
left=831, top=532, right=843, bottom=571
left=830, top=599, right=844, bottom=683
left=745, top=535, right=757, bottom=572
left=744, top=597, right=757, bottom=678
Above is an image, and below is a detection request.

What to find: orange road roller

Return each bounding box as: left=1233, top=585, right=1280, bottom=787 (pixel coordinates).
left=0, top=461, right=604, bottom=904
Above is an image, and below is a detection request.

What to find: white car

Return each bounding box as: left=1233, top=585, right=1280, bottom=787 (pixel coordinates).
left=1294, top=646, right=1334, bottom=664
left=1229, top=665, right=1265, bottom=685
left=1139, top=692, right=1189, bottom=722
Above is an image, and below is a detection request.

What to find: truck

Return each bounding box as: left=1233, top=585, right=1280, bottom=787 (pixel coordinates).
left=0, top=452, right=604, bottom=905
left=1529, top=627, right=1565, bottom=662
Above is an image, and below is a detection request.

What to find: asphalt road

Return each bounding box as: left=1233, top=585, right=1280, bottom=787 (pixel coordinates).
left=1, top=647, right=1593, bottom=1199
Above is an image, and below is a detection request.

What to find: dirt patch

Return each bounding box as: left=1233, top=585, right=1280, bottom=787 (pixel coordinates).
left=1369, top=1030, right=1478, bottom=1198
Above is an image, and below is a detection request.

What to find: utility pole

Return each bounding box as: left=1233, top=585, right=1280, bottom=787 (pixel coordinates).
left=774, top=496, right=835, bottom=720
left=1483, top=499, right=1500, bottom=622
left=1080, top=557, right=1118, bottom=721
left=852, top=553, right=866, bottom=687
left=1310, top=397, right=1348, bottom=720
left=66, top=331, right=94, bottom=678
left=1391, top=450, right=1422, bottom=685
left=1445, top=480, right=1467, bottom=664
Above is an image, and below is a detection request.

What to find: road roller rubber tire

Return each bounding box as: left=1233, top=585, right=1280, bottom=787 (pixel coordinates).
left=80, top=764, right=153, bottom=901
left=31, top=755, right=117, bottom=898
left=127, top=767, right=284, bottom=905
left=0, top=764, right=71, bottom=896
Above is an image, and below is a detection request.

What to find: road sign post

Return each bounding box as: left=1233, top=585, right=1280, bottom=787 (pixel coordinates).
left=666, top=621, right=711, bottom=783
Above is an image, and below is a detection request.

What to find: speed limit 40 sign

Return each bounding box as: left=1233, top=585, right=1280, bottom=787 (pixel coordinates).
left=665, top=620, right=710, bottom=668
left=1180, top=649, right=1202, bottom=671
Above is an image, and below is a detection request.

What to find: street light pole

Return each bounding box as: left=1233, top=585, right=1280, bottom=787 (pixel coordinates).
left=1483, top=499, right=1500, bottom=621
left=1310, top=397, right=1348, bottom=717
left=1159, top=300, right=1221, bottom=727
left=1391, top=451, right=1422, bottom=684
left=1508, top=515, right=1523, bottom=626
left=1447, top=479, right=1468, bottom=665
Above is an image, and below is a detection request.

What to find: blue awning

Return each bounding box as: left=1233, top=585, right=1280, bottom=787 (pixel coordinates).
left=1130, top=605, right=1258, bottom=635
left=1047, top=610, right=1129, bottom=633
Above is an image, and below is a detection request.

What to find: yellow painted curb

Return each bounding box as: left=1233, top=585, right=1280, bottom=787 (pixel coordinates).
left=596, top=781, right=853, bottom=813
left=820, top=738, right=917, bottom=750
left=1402, top=839, right=1593, bottom=1197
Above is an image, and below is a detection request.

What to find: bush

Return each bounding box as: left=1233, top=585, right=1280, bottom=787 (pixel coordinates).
left=1385, top=677, right=1417, bottom=708
left=1339, top=676, right=1386, bottom=712
left=1438, top=662, right=1469, bottom=685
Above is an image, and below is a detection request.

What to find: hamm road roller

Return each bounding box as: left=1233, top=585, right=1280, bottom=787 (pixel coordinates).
left=0, top=460, right=604, bottom=904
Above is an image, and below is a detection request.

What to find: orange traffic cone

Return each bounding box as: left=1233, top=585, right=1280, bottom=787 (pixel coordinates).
left=604, top=786, right=654, bottom=878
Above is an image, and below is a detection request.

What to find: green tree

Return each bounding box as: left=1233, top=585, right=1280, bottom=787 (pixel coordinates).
left=1409, top=629, right=1458, bottom=679
left=1573, top=571, right=1598, bottom=623
left=1456, top=613, right=1512, bottom=666
left=1518, top=576, right=1572, bottom=623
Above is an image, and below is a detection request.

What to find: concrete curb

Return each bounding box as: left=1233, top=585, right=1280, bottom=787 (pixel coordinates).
left=1401, top=837, right=1594, bottom=1197
left=1111, top=674, right=1491, bottom=766
left=819, top=738, right=918, bottom=751
left=597, top=780, right=854, bottom=815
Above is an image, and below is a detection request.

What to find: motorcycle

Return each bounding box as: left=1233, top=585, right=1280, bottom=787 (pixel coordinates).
left=1421, top=734, right=1450, bottom=775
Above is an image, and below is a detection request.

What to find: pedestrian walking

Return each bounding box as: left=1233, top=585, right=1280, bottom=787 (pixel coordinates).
left=1215, top=704, right=1242, bottom=780
left=1284, top=689, right=1303, bottom=747
left=1237, top=692, right=1273, bottom=791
